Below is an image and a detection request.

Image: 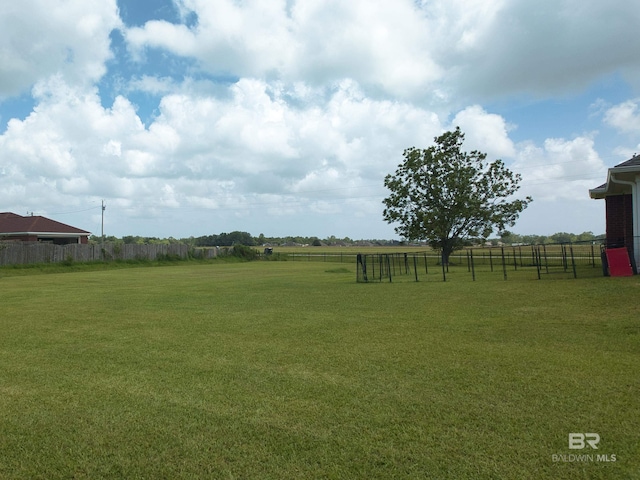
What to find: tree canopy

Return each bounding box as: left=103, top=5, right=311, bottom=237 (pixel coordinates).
left=382, top=128, right=532, bottom=263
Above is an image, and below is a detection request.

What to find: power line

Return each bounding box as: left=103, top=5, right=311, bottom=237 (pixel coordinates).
left=45, top=205, right=102, bottom=215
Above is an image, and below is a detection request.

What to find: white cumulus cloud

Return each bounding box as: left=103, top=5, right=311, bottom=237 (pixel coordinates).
left=0, top=0, right=121, bottom=97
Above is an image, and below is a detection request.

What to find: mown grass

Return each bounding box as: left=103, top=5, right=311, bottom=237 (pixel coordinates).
left=0, top=261, right=638, bottom=479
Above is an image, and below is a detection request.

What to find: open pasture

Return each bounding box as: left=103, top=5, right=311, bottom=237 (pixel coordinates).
left=0, top=261, right=638, bottom=479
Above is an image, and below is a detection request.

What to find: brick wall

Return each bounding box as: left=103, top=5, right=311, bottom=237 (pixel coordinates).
left=605, top=194, right=633, bottom=248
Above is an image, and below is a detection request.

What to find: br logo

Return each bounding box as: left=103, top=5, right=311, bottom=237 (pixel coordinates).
left=569, top=433, right=600, bottom=449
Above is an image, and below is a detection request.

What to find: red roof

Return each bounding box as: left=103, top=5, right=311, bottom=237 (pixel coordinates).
left=0, top=212, right=90, bottom=235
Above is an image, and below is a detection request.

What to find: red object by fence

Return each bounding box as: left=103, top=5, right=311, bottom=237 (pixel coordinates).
left=605, top=248, right=634, bottom=277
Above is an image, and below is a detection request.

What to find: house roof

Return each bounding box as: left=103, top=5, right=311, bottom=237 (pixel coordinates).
left=612, top=154, right=640, bottom=168
left=589, top=154, right=640, bottom=199
left=0, top=212, right=91, bottom=236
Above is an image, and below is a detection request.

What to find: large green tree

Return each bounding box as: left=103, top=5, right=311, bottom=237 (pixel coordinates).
left=383, top=128, right=532, bottom=264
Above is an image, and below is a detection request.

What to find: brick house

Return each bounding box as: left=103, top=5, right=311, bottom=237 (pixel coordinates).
left=589, top=154, right=640, bottom=271
left=0, top=212, right=91, bottom=244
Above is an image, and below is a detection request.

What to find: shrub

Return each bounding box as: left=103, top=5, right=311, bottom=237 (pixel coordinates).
left=231, top=244, right=258, bottom=260
left=156, top=253, right=183, bottom=262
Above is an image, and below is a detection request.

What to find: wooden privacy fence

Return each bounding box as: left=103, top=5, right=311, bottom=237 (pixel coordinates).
left=0, top=243, right=220, bottom=266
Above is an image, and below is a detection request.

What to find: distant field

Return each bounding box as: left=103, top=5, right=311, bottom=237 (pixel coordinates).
left=0, top=261, right=638, bottom=479
left=265, top=245, right=431, bottom=253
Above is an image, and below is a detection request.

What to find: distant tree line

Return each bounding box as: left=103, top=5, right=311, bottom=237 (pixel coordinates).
left=192, top=231, right=256, bottom=246
left=494, top=231, right=604, bottom=245
left=89, top=230, right=604, bottom=247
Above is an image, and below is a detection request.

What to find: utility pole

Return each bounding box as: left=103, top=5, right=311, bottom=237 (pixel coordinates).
left=101, top=200, right=106, bottom=253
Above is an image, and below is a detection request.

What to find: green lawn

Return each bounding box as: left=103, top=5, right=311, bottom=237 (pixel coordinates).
left=0, top=261, right=638, bottom=479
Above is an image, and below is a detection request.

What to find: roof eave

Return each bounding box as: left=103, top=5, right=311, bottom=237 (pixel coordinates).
left=589, top=188, right=607, bottom=200
left=610, top=165, right=640, bottom=175
left=590, top=166, right=640, bottom=199
left=0, top=232, right=90, bottom=237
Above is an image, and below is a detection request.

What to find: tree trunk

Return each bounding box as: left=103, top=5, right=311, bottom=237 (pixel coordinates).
left=441, top=244, right=454, bottom=266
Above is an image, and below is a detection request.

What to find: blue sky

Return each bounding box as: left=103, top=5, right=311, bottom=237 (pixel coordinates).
left=1, top=0, right=640, bottom=240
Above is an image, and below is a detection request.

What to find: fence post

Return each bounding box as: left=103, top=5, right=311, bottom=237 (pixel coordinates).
left=357, top=253, right=367, bottom=282
left=531, top=245, right=535, bottom=267
left=570, top=245, right=577, bottom=279
left=372, top=254, right=376, bottom=279
left=489, top=249, right=493, bottom=272
left=501, top=247, right=507, bottom=280
left=470, top=249, right=476, bottom=281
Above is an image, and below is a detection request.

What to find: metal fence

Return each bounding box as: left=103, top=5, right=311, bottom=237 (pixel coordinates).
left=356, top=242, right=609, bottom=283
left=0, top=242, right=220, bottom=266
left=263, top=251, right=357, bottom=263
